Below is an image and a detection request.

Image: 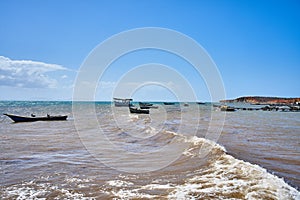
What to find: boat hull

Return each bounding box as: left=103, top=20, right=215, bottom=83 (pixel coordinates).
left=129, top=107, right=150, bottom=114
left=163, top=102, right=175, bottom=105
left=114, top=102, right=131, bottom=107
left=220, top=106, right=236, bottom=112
left=4, top=114, right=68, bottom=123
left=139, top=102, right=153, bottom=107
left=140, top=106, right=158, bottom=109
left=113, top=98, right=133, bottom=107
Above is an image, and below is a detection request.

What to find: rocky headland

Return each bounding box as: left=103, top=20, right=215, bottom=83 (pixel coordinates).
left=220, top=96, right=300, bottom=105
left=218, top=96, right=300, bottom=112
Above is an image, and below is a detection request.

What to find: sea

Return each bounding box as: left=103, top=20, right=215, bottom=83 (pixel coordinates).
left=0, top=101, right=299, bottom=199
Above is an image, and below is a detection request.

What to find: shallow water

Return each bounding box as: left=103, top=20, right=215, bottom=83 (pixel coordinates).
left=0, top=101, right=299, bottom=199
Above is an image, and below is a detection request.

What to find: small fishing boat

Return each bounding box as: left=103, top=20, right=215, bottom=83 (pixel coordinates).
left=220, top=105, right=236, bottom=112
left=140, top=106, right=158, bottom=109
left=3, top=113, right=68, bottom=123
left=139, top=102, right=153, bottom=107
left=129, top=107, right=150, bottom=114
left=113, top=98, right=133, bottom=107
left=163, top=102, right=175, bottom=105
left=197, top=102, right=205, bottom=105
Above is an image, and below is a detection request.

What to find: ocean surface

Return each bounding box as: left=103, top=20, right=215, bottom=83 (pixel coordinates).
left=0, top=101, right=299, bottom=199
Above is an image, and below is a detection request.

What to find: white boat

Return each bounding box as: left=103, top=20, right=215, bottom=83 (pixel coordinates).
left=113, top=98, right=133, bottom=107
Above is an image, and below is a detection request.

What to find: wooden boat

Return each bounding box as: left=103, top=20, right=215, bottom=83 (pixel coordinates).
left=3, top=113, right=68, bottom=123
left=139, top=102, right=153, bottom=107
left=140, top=106, right=158, bottom=109
left=129, top=107, right=149, bottom=114
left=113, top=98, right=133, bottom=107
left=163, top=102, right=175, bottom=105
left=220, top=105, right=236, bottom=112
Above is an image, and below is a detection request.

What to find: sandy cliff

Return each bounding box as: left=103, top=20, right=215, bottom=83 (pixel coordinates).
left=220, top=96, right=300, bottom=105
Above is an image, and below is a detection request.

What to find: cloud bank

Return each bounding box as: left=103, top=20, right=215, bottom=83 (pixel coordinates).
left=0, top=56, right=67, bottom=88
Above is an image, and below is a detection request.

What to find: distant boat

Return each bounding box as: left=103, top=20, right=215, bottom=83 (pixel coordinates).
left=220, top=105, right=236, bottom=112
left=113, top=98, right=133, bottom=107
left=140, top=106, right=158, bottom=109
left=139, top=102, right=158, bottom=109
left=163, top=102, right=175, bottom=105
left=3, top=113, right=68, bottom=123
left=197, top=102, right=205, bottom=105
left=129, top=107, right=150, bottom=114
left=139, top=102, right=153, bottom=107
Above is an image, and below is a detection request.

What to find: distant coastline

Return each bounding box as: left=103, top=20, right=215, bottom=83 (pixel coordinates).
left=220, top=96, right=300, bottom=105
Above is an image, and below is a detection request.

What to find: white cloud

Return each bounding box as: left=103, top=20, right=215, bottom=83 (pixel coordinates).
left=0, top=56, right=68, bottom=88
left=61, top=75, right=68, bottom=79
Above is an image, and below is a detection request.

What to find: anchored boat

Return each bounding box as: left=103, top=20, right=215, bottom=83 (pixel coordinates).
left=129, top=107, right=150, bottom=114
left=163, top=102, right=175, bottom=105
left=220, top=105, right=236, bottom=112
left=113, top=98, right=133, bottom=107
left=3, top=113, right=68, bottom=123
left=139, top=102, right=153, bottom=107
left=139, top=102, right=158, bottom=109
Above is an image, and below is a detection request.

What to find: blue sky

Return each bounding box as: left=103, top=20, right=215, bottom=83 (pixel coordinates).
left=0, top=0, right=299, bottom=101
